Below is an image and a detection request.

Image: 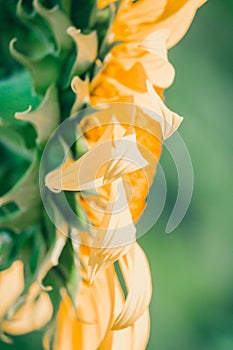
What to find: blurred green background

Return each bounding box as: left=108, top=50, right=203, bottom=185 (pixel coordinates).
left=1, top=0, right=233, bottom=349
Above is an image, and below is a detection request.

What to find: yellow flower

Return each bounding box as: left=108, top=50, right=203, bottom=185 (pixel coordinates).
left=0, top=261, right=53, bottom=340
left=45, top=1, right=206, bottom=349
left=45, top=243, right=151, bottom=350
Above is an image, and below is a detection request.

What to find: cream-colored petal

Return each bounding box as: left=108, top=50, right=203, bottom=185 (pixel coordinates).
left=111, top=30, right=175, bottom=88
left=112, top=243, right=152, bottom=329
left=67, top=26, right=98, bottom=76
left=71, top=76, right=90, bottom=114
left=53, top=250, right=115, bottom=350
left=154, top=0, right=207, bottom=48
left=139, top=29, right=175, bottom=87
left=106, top=76, right=183, bottom=139
left=0, top=261, right=24, bottom=319
left=110, top=0, right=206, bottom=47
left=112, top=0, right=166, bottom=34
left=99, top=265, right=150, bottom=350
left=88, top=178, right=136, bottom=282
left=103, top=132, right=148, bottom=182
left=132, top=308, right=150, bottom=350
left=3, top=283, right=53, bottom=335
left=37, top=230, right=67, bottom=291
left=45, top=124, right=148, bottom=192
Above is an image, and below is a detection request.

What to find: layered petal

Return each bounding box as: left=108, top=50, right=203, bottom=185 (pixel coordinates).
left=51, top=243, right=151, bottom=350
left=88, top=178, right=136, bottom=282
left=93, top=63, right=183, bottom=140
left=45, top=123, right=148, bottom=192
left=113, top=243, right=152, bottom=329
left=110, top=0, right=206, bottom=48
left=52, top=246, right=115, bottom=350
left=0, top=261, right=52, bottom=336
left=3, top=283, right=53, bottom=335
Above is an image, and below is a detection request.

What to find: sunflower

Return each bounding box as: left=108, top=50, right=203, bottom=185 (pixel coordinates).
left=0, top=1, right=206, bottom=348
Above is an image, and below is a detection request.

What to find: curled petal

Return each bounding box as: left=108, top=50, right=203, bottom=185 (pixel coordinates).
left=67, top=26, right=98, bottom=77
left=71, top=76, right=90, bottom=114
left=88, top=178, right=136, bottom=282
left=45, top=124, right=148, bottom=192
left=3, top=283, right=53, bottom=335
left=105, top=74, right=183, bottom=139
left=112, top=243, right=152, bottom=329
left=52, top=249, right=115, bottom=350
left=111, top=30, right=175, bottom=88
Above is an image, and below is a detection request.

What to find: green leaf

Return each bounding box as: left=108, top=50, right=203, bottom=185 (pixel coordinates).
left=0, top=71, right=40, bottom=124
left=0, top=204, right=41, bottom=233
left=0, top=152, right=39, bottom=211
left=10, top=38, right=60, bottom=96
left=0, top=230, right=15, bottom=270
left=58, top=239, right=80, bottom=308
left=0, top=126, right=33, bottom=160
left=16, top=0, right=54, bottom=56
left=33, top=0, right=73, bottom=58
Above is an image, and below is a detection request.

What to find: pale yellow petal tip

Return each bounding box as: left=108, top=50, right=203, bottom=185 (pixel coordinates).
left=67, top=26, right=81, bottom=36
left=87, top=264, right=100, bottom=284
left=15, top=106, right=32, bottom=120
left=45, top=171, right=62, bottom=193
left=9, top=38, right=18, bottom=54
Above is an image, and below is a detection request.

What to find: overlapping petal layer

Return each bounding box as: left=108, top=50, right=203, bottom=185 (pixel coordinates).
left=49, top=243, right=151, bottom=350
left=0, top=261, right=52, bottom=339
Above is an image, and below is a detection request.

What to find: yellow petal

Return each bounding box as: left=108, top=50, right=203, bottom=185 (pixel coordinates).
left=45, top=123, right=148, bottom=192
left=105, top=75, right=183, bottom=139
left=97, top=0, right=118, bottom=9
left=110, top=0, right=206, bottom=47
left=3, top=283, right=53, bottom=335
left=112, top=0, right=166, bottom=35
left=67, top=26, right=98, bottom=76
left=37, top=230, right=67, bottom=291
left=76, top=105, right=162, bottom=225
left=110, top=30, right=175, bottom=88
left=99, top=262, right=150, bottom=349
left=151, top=0, right=208, bottom=48
left=71, top=76, right=90, bottom=114
left=88, top=178, right=136, bottom=282
left=53, top=248, right=115, bottom=350
left=112, top=243, right=152, bottom=329
left=0, top=261, right=24, bottom=319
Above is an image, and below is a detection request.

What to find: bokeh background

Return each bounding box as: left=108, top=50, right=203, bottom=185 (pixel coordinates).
left=1, top=0, right=233, bottom=349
